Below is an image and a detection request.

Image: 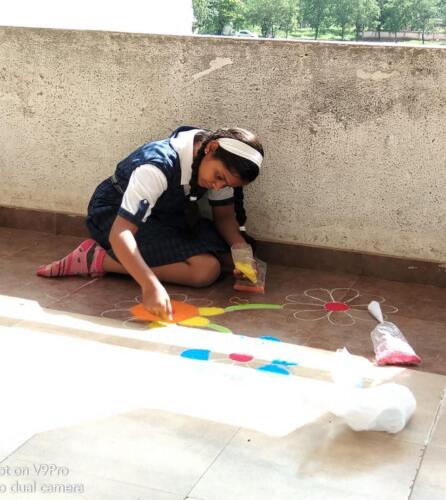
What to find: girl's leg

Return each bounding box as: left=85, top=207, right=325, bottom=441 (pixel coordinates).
left=104, top=253, right=221, bottom=287
left=37, top=239, right=106, bottom=277
left=39, top=241, right=221, bottom=288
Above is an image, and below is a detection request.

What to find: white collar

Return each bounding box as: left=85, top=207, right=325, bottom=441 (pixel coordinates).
left=170, top=128, right=203, bottom=185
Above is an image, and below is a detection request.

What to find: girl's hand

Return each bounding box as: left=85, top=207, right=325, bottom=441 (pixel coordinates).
left=142, top=280, right=173, bottom=321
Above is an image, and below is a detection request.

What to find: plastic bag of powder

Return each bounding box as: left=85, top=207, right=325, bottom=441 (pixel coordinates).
left=368, top=301, right=421, bottom=366
left=330, top=348, right=416, bottom=433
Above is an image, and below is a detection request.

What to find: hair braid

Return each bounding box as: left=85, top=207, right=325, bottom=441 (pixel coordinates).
left=183, top=139, right=208, bottom=237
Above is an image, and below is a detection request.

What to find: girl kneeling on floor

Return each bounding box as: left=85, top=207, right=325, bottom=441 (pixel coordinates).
left=37, top=126, right=264, bottom=320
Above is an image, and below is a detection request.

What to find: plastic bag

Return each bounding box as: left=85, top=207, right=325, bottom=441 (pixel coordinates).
left=368, top=301, right=421, bottom=366
left=231, top=243, right=257, bottom=283
left=234, top=258, right=267, bottom=293
left=330, top=348, right=416, bottom=433
left=231, top=243, right=267, bottom=293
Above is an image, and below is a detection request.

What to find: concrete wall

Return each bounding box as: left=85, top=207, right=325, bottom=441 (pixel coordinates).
left=1, top=27, right=445, bottom=261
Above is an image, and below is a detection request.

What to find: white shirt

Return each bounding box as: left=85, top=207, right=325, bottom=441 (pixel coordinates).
left=120, top=129, right=234, bottom=223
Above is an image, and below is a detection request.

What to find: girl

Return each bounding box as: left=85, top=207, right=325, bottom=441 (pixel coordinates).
left=37, top=126, right=264, bottom=320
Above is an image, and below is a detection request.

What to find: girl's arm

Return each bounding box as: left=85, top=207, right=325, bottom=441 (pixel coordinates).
left=212, top=204, right=247, bottom=246
left=109, top=215, right=172, bottom=320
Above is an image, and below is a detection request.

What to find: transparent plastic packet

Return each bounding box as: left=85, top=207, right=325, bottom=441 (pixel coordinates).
left=230, top=243, right=265, bottom=293
left=231, top=243, right=257, bottom=283
left=233, top=258, right=267, bottom=293
left=330, top=347, right=417, bottom=433
left=370, top=322, right=421, bottom=366
left=368, top=301, right=421, bottom=366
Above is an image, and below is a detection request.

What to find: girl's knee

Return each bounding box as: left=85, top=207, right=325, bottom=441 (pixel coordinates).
left=188, top=255, right=221, bottom=287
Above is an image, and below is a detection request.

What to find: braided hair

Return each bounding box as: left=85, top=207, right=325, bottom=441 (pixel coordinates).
left=184, top=128, right=263, bottom=237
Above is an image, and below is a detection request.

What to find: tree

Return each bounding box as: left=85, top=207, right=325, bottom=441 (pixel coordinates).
left=375, top=0, right=387, bottom=39
left=300, top=0, right=331, bottom=39
left=352, top=0, right=380, bottom=39
left=382, top=0, right=411, bottom=41
left=193, top=0, right=244, bottom=34
left=330, top=0, right=355, bottom=40
left=245, top=0, right=295, bottom=38
left=409, top=0, right=440, bottom=43
left=279, top=0, right=300, bottom=38
left=440, top=0, right=446, bottom=22
left=192, top=0, right=211, bottom=33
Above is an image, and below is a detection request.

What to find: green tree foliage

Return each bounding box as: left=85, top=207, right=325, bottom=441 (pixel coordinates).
left=192, top=0, right=212, bottom=32
left=330, top=0, right=356, bottom=39
left=280, top=0, right=300, bottom=38
left=193, top=0, right=244, bottom=34
left=440, top=0, right=446, bottom=22
left=300, top=0, right=331, bottom=38
left=245, top=0, right=298, bottom=38
left=329, top=0, right=379, bottom=40
left=192, top=0, right=443, bottom=41
left=409, top=0, right=440, bottom=43
left=382, top=0, right=411, bottom=40
left=352, top=0, right=380, bottom=39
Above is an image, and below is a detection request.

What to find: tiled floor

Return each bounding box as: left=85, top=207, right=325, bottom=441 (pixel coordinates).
left=1, top=227, right=445, bottom=375
left=0, top=227, right=445, bottom=499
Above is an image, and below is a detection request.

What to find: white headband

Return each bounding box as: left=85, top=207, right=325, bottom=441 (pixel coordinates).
left=217, top=138, right=263, bottom=168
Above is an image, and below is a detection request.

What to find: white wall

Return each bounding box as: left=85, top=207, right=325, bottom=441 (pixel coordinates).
left=1, top=27, right=446, bottom=262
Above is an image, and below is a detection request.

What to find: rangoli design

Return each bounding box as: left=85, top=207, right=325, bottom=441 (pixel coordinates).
left=181, top=335, right=298, bottom=376
left=102, top=294, right=282, bottom=333
left=101, top=288, right=398, bottom=376
left=282, top=288, right=398, bottom=326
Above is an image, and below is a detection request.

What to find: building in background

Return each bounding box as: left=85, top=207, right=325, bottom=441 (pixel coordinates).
left=0, top=0, right=193, bottom=35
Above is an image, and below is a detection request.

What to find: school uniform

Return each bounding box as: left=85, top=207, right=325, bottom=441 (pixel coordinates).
left=86, top=126, right=235, bottom=267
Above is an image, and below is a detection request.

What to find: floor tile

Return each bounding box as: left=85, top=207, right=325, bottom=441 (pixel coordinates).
left=0, top=456, right=183, bottom=500
left=299, top=305, right=446, bottom=376
left=3, top=228, right=446, bottom=500
left=384, top=369, right=446, bottom=445
left=411, top=446, right=446, bottom=500
left=46, top=274, right=141, bottom=316
left=12, top=410, right=236, bottom=496
left=190, top=419, right=423, bottom=500
left=0, top=235, right=94, bottom=307
left=430, top=396, right=446, bottom=448
left=0, top=227, right=48, bottom=258
left=384, top=316, right=446, bottom=375
left=0, top=317, right=21, bottom=327
left=350, top=275, right=446, bottom=324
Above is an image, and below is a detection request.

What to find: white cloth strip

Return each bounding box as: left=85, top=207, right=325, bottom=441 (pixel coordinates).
left=217, top=138, right=263, bottom=168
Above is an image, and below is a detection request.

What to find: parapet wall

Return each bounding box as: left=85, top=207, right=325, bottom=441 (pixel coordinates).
left=1, top=27, right=445, bottom=261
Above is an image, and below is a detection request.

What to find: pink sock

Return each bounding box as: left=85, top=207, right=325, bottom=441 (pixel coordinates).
left=37, top=239, right=106, bottom=278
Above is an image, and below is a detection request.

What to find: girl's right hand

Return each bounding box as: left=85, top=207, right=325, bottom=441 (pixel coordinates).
left=142, top=280, right=173, bottom=321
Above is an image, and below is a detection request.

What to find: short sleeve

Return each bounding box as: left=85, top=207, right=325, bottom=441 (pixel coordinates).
left=118, top=164, right=168, bottom=225
left=207, top=186, right=234, bottom=206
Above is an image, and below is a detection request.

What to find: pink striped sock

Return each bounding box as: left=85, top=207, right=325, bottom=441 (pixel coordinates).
left=37, top=239, right=106, bottom=278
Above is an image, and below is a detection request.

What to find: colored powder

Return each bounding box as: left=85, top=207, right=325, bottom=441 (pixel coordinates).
left=234, top=261, right=257, bottom=284
left=180, top=349, right=211, bottom=361
left=257, top=364, right=290, bottom=375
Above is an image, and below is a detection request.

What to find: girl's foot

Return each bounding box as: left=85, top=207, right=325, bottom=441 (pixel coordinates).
left=37, top=239, right=106, bottom=278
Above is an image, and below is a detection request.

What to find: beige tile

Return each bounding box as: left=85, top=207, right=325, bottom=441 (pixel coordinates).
left=0, top=317, right=21, bottom=327
left=13, top=409, right=236, bottom=496
left=0, top=456, right=183, bottom=500
left=430, top=397, right=446, bottom=448
left=191, top=420, right=423, bottom=500
left=411, top=446, right=446, bottom=500
left=384, top=369, right=446, bottom=445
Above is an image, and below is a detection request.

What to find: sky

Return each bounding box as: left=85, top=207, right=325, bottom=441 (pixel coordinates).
left=0, top=0, right=194, bottom=35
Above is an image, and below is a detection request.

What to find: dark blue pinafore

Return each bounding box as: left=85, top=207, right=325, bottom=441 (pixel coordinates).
left=86, top=127, right=229, bottom=267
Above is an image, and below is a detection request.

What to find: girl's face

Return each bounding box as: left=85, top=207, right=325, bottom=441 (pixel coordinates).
left=196, top=140, right=246, bottom=191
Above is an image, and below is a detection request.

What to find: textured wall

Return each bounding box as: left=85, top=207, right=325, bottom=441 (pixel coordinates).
left=1, top=27, right=445, bottom=261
